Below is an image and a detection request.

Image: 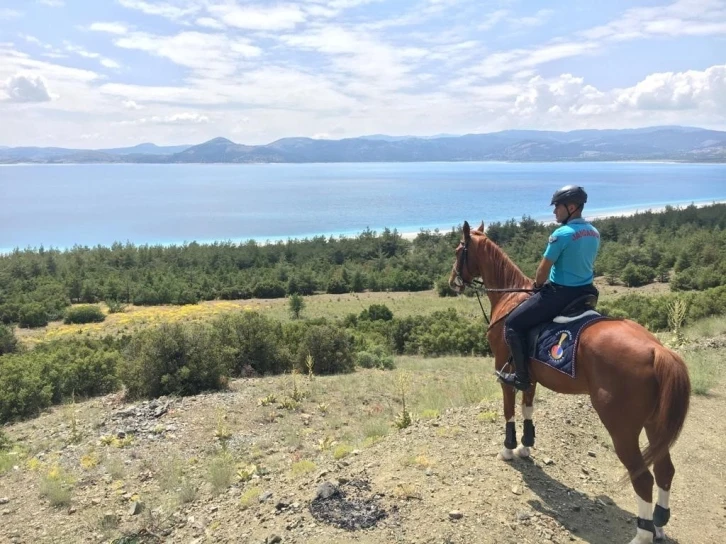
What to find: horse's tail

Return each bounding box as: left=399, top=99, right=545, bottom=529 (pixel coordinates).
left=641, top=345, right=691, bottom=467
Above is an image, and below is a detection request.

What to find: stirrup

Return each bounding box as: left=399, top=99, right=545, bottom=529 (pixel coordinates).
left=496, top=370, right=531, bottom=391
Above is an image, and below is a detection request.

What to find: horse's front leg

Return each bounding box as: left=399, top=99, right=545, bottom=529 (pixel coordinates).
left=516, top=385, right=536, bottom=458
left=499, top=383, right=517, bottom=461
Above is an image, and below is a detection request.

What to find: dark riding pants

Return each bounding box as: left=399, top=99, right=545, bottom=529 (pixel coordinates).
left=504, top=282, right=599, bottom=357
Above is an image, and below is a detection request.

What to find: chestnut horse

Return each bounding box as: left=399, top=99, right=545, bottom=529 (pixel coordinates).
left=449, top=221, right=690, bottom=544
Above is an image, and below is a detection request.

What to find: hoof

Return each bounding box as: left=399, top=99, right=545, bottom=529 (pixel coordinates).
left=629, top=528, right=654, bottom=544
left=655, top=526, right=665, bottom=542
left=515, top=445, right=530, bottom=458
left=498, top=448, right=514, bottom=461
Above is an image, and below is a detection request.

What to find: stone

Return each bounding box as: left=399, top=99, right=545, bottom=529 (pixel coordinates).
left=449, top=511, right=463, bottom=520
left=315, top=482, right=340, bottom=500
left=266, top=535, right=282, bottom=544
left=128, top=501, right=144, bottom=516
left=0, top=498, right=8, bottom=505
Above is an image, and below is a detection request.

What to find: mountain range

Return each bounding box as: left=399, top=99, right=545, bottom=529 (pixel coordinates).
left=1, top=126, right=725, bottom=164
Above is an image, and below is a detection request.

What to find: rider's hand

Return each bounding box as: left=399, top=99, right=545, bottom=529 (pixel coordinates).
left=532, top=282, right=543, bottom=292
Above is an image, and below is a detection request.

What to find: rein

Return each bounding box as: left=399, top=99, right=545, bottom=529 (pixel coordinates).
left=453, top=240, right=535, bottom=327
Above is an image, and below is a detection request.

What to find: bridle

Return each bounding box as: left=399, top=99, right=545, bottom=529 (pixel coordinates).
left=452, top=237, right=536, bottom=327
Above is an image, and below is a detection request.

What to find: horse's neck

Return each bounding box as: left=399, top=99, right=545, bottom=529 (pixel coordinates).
left=475, top=237, right=530, bottom=309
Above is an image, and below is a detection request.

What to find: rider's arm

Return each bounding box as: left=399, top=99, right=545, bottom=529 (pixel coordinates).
left=534, top=257, right=554, bottom=286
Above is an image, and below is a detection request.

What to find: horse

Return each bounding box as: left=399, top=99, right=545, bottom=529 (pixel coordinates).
left=448, top=221, right=690, bottom=544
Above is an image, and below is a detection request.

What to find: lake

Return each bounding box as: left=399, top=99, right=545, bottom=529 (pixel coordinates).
left=1, top=162, right=725, bottom=252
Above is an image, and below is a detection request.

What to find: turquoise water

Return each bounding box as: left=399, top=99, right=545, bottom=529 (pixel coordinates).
left=1, top=162, right=724, bottom=251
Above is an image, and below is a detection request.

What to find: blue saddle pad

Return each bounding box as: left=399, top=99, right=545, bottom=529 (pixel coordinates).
left=532, top=314, right=608, bottom=378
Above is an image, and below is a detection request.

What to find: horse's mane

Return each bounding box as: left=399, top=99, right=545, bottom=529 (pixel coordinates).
left=471, top=231, right=531, bottom=289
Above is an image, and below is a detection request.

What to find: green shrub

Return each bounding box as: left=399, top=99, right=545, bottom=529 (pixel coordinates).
left=0, top=353, right=54, bottom=421
left=18, top=303, right=48, bottom=328
left=359, top=304, right=393, bottom=321
left=120, top=322, right=230, bottom=399
left=297, top=325, right=354, bottom=374
left=621, top=263, right=656, bottom=287
left=0, top=324, right=19, bottom=356
left=252, top=280, right=286, bottom=299
left=355, top=345, right=395, bottom=370
left=64, top=305, right=106, bottom=325
left=289, top=293, right=305, bottom=319
left=214, top=312, right=290, bottom=376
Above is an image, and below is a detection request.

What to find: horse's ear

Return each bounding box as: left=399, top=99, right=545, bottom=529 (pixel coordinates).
left=476, top=221, right=485, bottom=233
left=463, top=221, right=471, bottom=241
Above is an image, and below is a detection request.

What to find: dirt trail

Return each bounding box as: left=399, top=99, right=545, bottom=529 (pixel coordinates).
left=1, top=379, right=724, bottom=544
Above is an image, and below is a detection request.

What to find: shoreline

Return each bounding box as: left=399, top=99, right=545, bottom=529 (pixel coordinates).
left=1, top=200, right=724, bottom=254
left=396, top=199, right=726, bottom=240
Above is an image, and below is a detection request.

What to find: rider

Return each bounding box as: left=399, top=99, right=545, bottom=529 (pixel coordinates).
left=497, top=185, right=601, bottom=391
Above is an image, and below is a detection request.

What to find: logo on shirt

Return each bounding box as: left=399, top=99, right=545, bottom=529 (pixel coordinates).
left=548, top=235, right=558, bottom=243
left=549, top=331, right=572, bottom=361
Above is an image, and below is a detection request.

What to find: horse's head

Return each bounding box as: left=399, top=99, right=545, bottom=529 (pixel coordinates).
left=448, top=220, right=485, bottom=293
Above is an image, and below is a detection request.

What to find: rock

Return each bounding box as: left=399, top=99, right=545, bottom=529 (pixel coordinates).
left=543, top=458, right=554, bottom=465
left=0, top=498, right=8, bottom=505
left=315, top=482, right=340, bottom=500
left=266, top=535, right=282, bottom=544
left=68, top=507, right=76, bottom=515
left=571, top=505, right=581, bottom=512
left=517, top=510, right=531, bottom=521
left=587, top=451, right=597, bottom=458
left=260, top=491, right=273, bottom=503
left=128, top=501, right=144, bottom=515
left=449, top=511, right=463, bottom=520
left=511, top=485, right=523, bottom=495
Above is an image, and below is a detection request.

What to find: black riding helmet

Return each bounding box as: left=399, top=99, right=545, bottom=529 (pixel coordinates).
left=551, top=185, right=588, bottom=207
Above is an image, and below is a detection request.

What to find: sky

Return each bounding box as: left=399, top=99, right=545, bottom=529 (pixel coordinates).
left=0, top=0, right=725, bottom=148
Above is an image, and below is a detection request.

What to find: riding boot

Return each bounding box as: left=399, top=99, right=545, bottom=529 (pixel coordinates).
left=497, top=333, right=531, bottom=391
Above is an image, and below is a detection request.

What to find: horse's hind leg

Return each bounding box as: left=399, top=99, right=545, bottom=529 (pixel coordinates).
left=611, top=433, right=656, bottom=544
left=516, top=384, right=536, bottom=458
left=645, top=424, right=675, bottom=542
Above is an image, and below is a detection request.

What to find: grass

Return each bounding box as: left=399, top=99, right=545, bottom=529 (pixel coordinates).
left=683, top=349, right=723, bottom=395
left=206, top=451, right=236, bottom=495
left=684, top=315, right=726, bottom=340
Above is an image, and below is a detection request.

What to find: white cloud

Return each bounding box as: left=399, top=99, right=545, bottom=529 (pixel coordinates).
left=478, top=9, right=508, bottom=30
left=116, top=0, right=200, bottom=20
left=195, top=17, right=225, bottom=29
left=89, top=22, right=129, bottom=35
left=509, top=64, right=726, bottom=125
left=121, top=112, right=210, bottom=125
left=207, top=4, right=306, bottom=30
left=37, top=0, right=65, bottom=7
left=101, top=58, right=121, bottom=69
left=114, top=31, right=261, bottom=79
left=64, top=43, right=121, bottom=69
left=0, top=9, right=23, bottom=19
left=4, top=73, right=53, bottom=102
left=580, top=0, right=726, bottom=41
left=123, top=100, right=143, bottom=110
left=617, top=64, right=726, bottom=111
left=508, top=9, right=554, bottom=28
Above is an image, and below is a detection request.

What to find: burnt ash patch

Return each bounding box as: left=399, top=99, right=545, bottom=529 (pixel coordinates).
left=309, top=479, right=388, bottom=530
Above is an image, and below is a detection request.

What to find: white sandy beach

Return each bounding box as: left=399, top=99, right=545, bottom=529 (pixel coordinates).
left=395, top=199, right=726, bottom=240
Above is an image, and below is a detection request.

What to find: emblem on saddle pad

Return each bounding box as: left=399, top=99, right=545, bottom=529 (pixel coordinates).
left=548, top=331, right=572, bottom=361
left=533, top=314, right=606, bottom=378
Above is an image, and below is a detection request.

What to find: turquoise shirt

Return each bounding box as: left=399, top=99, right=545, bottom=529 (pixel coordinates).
left=543, top=218, right=600, bottom=286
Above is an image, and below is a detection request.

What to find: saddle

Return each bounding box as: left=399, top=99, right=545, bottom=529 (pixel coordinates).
left=527, top=294, right=603, bottom=377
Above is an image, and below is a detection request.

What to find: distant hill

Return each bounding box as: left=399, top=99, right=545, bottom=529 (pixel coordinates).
left=1, top=126, right=724, bottom=164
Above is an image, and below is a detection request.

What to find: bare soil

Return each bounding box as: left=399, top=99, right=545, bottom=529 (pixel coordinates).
left=1, top=361, right=724, bottom=544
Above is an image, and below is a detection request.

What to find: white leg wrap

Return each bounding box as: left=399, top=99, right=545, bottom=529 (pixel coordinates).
left=498, top=447, right=514, bottom=461
left=521, top=405, right=533, bottom=419
left=629, top=496, right=654, bottom=544
left=515, top=445, right=530, bottom=458
left=637, top=495, right=653, bottom=521
left=656, top=487, right=670, bottom=509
